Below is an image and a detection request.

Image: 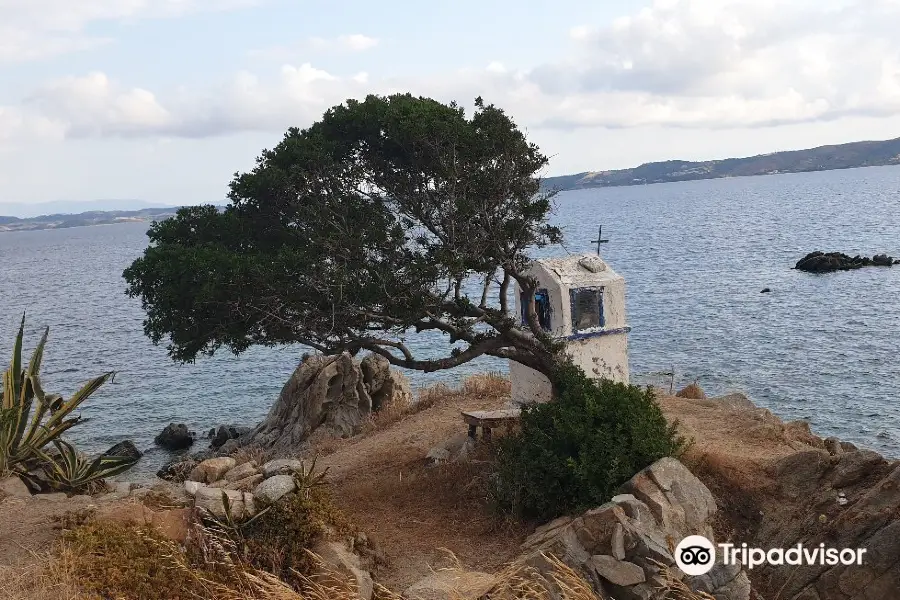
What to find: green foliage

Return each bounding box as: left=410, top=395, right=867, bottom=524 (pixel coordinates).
left=243, top=485, right=353, bottom=582
left=289, top=456, right=329, bottom=500
left=42, top=439, right=137, bottom=493
left=0, top=315, right=131, bottom=487
left=123, top=93, right=562, bottom=378
left=493, top=363, right=686, bottom=522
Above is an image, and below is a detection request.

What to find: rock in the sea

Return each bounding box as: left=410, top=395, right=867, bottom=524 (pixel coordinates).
left=253, top=474, right=296, bottom=504
left=154, top=423, right=195, bottom=450
left=795, top=251, right=895, bottom=273
left=189, top=457, right=236, bottom=484
left=103, top=440, right=142, bottom=462
left=210, top=424, right=251, bottom=449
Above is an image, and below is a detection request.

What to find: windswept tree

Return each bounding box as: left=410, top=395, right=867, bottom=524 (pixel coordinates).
left=124, top=93, right=566, bottom=379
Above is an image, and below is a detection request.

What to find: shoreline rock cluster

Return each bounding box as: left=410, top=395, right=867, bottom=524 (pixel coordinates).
left=795, top=251, right=898, bottom=273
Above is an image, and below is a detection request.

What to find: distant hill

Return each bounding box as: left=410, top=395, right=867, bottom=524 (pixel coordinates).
left=0, top=199, right=177, bottom=219
left=0, top=207, right=181, bottom=233
left=541, top=137, right=900, bottom=191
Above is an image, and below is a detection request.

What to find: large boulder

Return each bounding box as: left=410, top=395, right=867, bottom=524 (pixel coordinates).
left=188, top=457, right=236, bottom=484
left=253, top=474, right=296, bottom=504
left=246, top=353, right=374, bottom=451
left=520, top=458, right=750, bottom=600
left=154, top=423, right=195, bottom=450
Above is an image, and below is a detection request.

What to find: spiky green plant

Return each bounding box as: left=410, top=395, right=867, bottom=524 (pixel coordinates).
left=42, top=439, right=137, bottom=492
left=290, top=456, right=329, bottom=500
left=0, top=315, right=125, bottom=485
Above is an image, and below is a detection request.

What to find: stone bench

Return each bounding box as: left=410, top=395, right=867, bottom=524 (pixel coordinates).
left=461, top=408, right=521, bottom=441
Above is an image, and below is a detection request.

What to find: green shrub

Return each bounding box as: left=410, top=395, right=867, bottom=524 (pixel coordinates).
left=493, top=362, right=686, bottom=522
left=242, top=485, right=353, bottom=582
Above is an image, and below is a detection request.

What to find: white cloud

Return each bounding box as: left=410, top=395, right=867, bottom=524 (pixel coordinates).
left=249, top=34, right=380, bottom=61
left=5, top=0, right=900, bottom=141
left=0, top=0, right=262, bottom=63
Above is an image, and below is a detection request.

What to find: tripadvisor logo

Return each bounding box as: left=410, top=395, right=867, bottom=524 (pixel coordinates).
left=675, top=535, right=868, bottom=575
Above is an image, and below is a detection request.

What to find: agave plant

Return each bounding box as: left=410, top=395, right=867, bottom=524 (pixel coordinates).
left=42, top=439, right=137, bottom=492
left=0, top=314, right=133, bottom=487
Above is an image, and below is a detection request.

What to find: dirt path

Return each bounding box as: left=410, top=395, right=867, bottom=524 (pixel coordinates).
left=309, top=379, right=528, bottom=591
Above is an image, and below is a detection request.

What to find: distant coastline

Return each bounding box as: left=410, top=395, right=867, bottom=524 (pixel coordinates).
left=541, top=136, right=900, bottom=191
left=0, top=207, right=180, bottom=233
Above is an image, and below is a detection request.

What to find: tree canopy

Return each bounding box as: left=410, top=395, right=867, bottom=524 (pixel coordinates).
left=124, top=93, right=564, bottom=375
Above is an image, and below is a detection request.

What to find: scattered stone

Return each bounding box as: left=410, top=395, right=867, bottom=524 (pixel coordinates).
left=224, top=461, right=258, bottom=482
left=157, top=458, right=198, bottom=482
left=102, top=440, right=143, bottom=462
left=154, top=423, right=195, bottom=450
left=194, top=487, right=244, bottom=519
left=311, top=540, right=374, bottom=600
left=588, top=555, right=646, bottom=587
left=426, top=432, right=476, bottom=465
left=184, top=481, right=203, bottom=496
left=226, top=473, right=265, bottom=492
left=208, top=480, right=229, bottom=489
left=260, top=458, right=304, bottom=478
left=243, top=492, right=257, bottom=517
left=0, top=475, right=32, bottom=498
left=253, top=474, right=296, bottom=504
left=189, top=457, right=237, bottom=484
left=611, top=523, right=626, bottom=560
left=405, top=570, right=496, bottom=600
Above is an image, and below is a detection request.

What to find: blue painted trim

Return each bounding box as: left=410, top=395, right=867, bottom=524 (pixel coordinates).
left=566, top=326, right=632, bottom=341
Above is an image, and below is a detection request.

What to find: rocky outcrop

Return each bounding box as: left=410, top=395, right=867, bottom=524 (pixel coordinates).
left=519, top=458, right=750, bottom=600
left=246, top=352, right=410, bottom=452
left=795, top=251, right=899, bottom=273
left=750, top=445, right=900, bottom=600
left=154, top=423, right=195, bottom=450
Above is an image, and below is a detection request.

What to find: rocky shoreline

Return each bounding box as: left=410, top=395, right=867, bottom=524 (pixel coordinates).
left=4, top=375, right=900, bottom=600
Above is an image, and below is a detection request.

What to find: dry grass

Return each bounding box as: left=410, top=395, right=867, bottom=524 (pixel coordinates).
left=654, top=564, right=717, bottom=599
left=364, top=373, right=511, bottom=434
left=675, top=382, right=706, bottom=399
left=230, top=445, right=274, bottom=467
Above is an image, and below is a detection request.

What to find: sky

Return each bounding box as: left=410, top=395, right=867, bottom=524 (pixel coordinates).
left=2, top=0, right=900, bottom=207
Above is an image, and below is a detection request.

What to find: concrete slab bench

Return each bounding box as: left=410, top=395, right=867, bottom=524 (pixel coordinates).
left=461, top=408, right=521, bottom=441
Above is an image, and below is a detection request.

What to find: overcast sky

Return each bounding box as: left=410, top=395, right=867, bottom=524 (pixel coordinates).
left=2, top=0, right=900, bottom=206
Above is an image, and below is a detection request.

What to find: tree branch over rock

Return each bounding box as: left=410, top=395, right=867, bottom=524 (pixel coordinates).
left=123, top=93, right=565, bottom=379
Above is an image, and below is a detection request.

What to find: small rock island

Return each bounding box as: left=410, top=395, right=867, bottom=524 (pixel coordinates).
left=795, top=251, right=899, bottom=273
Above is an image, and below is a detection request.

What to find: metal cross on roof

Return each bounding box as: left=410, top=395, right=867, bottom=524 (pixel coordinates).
left=590, top=225, right=609, bottom=255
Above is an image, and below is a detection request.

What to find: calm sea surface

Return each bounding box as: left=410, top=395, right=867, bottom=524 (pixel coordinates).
left=2, top=166, right=899, bottom=477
